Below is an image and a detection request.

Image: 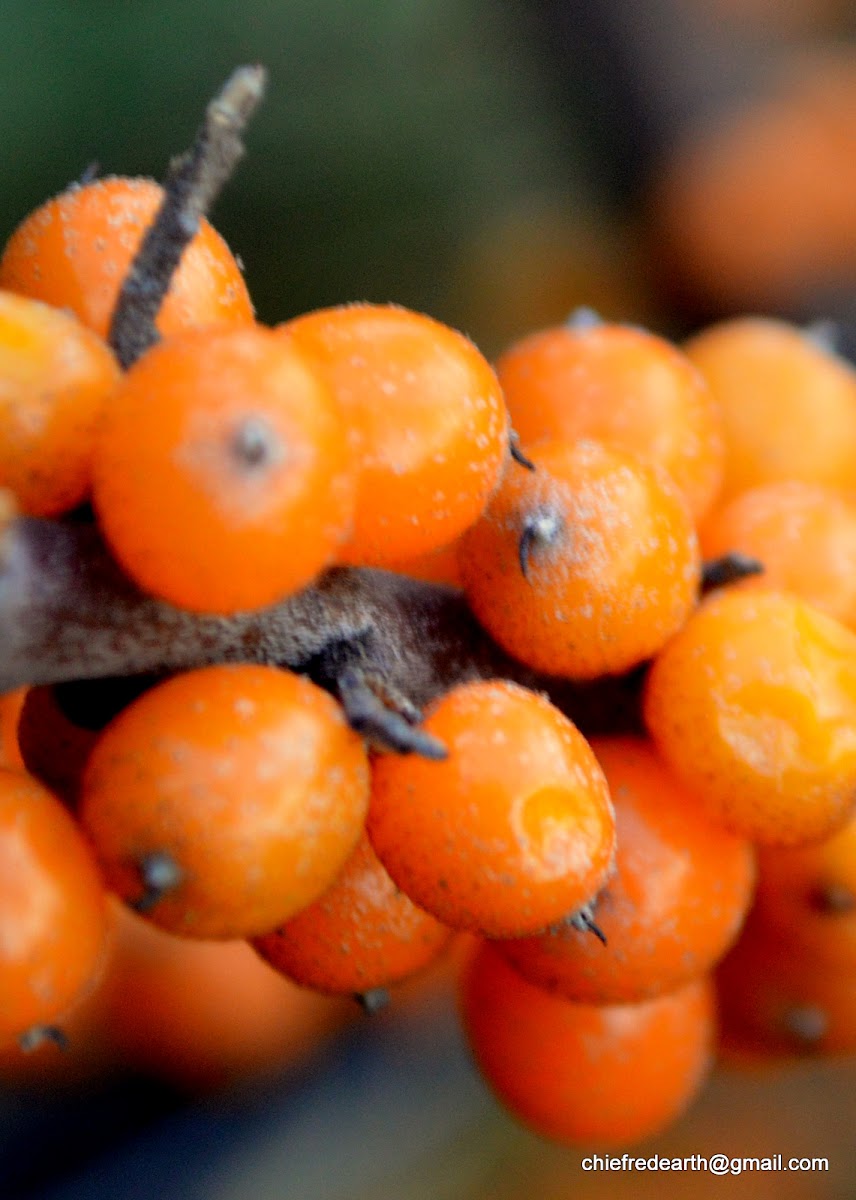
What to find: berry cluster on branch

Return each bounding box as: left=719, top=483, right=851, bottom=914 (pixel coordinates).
left=3, top=65, right=856, bottom=1150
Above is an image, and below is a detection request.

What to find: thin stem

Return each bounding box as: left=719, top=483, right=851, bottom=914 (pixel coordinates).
left=108, top=64, right=266, bottom=368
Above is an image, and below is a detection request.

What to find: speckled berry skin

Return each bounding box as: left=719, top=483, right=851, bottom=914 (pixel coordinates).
left=644, top=587, right=856, bottom=846
left=252, top=833, right=452, bottom=994
left=0, top=176, right=254, bottom=340
left=459, top=438, right=701, bottom=681
left=80, top=664, right=370, bottom=939
left=367, top=679, right=616, bottom=938
left=497, top=735, right=756, bottom=1003
left=280, top=302, right=509, bottom=566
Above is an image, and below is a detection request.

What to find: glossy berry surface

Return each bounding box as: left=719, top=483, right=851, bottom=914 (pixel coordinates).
left=80, top=664, right=370, bottom=939
left=460, top=939, right=715, bottom=1147
left=281, top=303, right=509, bottom=566
left=497, top=316, right=724, bottom=520
left=368, top=679, right=615, bottom=938
left=644, top=587, right=856, bottom=845
left=460, top=438, right=700, bottom=680
left=0, top=176, right=254, bottom=340
left=252, top=832, right=453, bottom=995
left=0, top=289, right=120, bottom=516
left=0, top=768, right=110, bottom=1045
left=497, top=735, right=756, bottom=1003
left=91, top=325, right=355, bottom=613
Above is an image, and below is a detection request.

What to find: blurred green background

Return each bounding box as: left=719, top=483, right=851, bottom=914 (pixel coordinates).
left=0, top=0, right=623, bottom=356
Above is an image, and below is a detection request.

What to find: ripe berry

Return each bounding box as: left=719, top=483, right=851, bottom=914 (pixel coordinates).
left=0, top=769, right=110, bottom=1045
left=0, top=176, right=254, bottom=340
left=367, top=679, right=615, bottom=938
left=752, top=810, right=856, bottom=966
left=644, top=587, right=856, bottom=845
left=252, top=832, right=453, bottom=995
left=79, top=664, right=370, bottom=939
left=281, top=303, right=509, bottom=566
left=0, top=290, right=121, bottom=516
left=497, top=735, right=756, bottom=1003
left=699, top=480, right=856, bottom=629
left=717, top=913, right=856, bottom=1058
left=684, top=317, right=856, bottom=502
left=91, top=325, right=355, bottom=613
left=497, top=315, right=724, bottom=520
left=459, top=439, right=700, bottom=680
left=460, top=939, right=715, bottom=1146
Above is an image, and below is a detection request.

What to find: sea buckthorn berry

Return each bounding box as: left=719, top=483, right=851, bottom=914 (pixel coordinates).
left=0, top=291, right=121, bottom=516
left=460, top=940, right=715, bottom=1147
left=752, top=810, right=856, bottom=966
left=0, top=768, right=110, bottom=1046
left=684, top=317, right=856, bottom=503
left=643, top=587, right=856, bottom=845
left=497, top=735, right=756, bottom=1003
left=717, top=913, right=856, bottom=1058
left=497, top=315, right=724, bottom=520
left=458, top=439, right=700, bottom=681
left=699, top=480, right=856, bottom=629
left=252, top=832, right=453, bottom=995
left=91, top=325, right=355, bottom=613
left=280, top=303, right=509, bottom=566
left=367, top=679, right=615, bottom=939
left=0, top=176, right=254, bottom=340
left=79, top=664, right=370, bottom=939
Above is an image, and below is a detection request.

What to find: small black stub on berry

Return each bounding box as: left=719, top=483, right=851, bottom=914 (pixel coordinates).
left=519, top=506, right=564, bottom=580
left=355, top=987, right=390, bottom=1015
left=232, top=416, right=283, bottom=471
left=509, top=430, right=536, bottom=472
left=809, top=882, right=856, bottom=914
left=337, top=665, right=448, bottom=760
left=700, top=552, right=764, bottom=595
left=568, top=902, right=608, bottom=946
left=18, top=1024, right=70, bottom=1053
left=132, top=850, right=184, bottom=914
left=783, top=1004, right=828, bottom=1047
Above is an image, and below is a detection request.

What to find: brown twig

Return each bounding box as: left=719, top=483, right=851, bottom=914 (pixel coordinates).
left=0, top=516, right=647, bottom=737
left=108, top=64, right=266, bottom=368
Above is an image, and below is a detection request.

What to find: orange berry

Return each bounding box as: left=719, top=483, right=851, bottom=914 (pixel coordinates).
left=252, top=832, right=453, bottom=995
left=717, top=914, right=856, bottom=1058
left=460, top=939, right=715, bottom=1146
left=0, top=769, right=110, bottom=1045
left=91, top=325, right=355, bottom=613
left=459, top=439, right=700, bottom=680
left=644, top=587, right=856, bottom=845
left=0, top=290, right=121, bottom=516
left=752, top=810, right=856, bottom=966
left=699, top=480, right=856, bottom=629
left=79, top=664, right=370, bottom=939
left=367, top=679, right=615, bottom=938
left=497, top=735, right=756, bottom=1003
left=281, top=303, right=509, bottom=565
left=497, top=316, right=724, bottom=519
left=0, top=176, right=254, bottom=340
left=684, top=317, right=856, bottom=503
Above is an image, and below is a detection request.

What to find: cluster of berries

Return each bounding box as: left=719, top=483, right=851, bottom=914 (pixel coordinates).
left=2, top=147, right=856, bottom=1150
